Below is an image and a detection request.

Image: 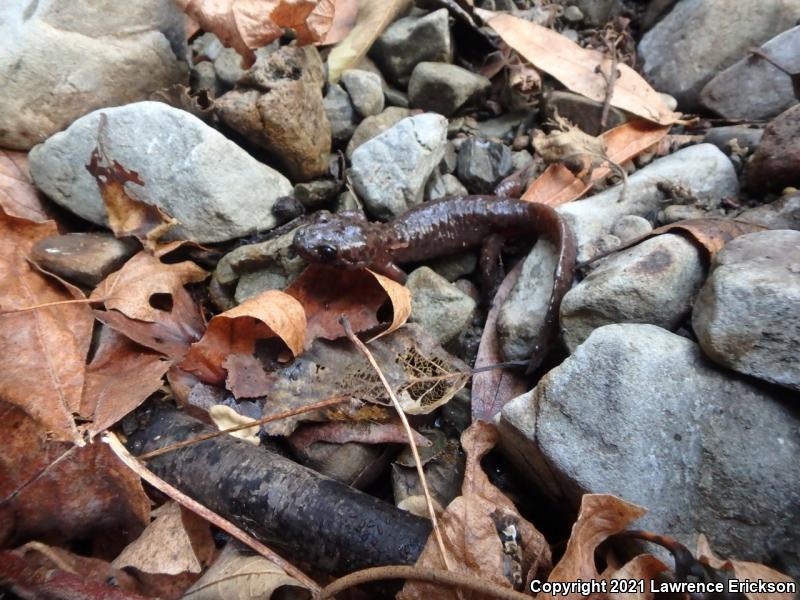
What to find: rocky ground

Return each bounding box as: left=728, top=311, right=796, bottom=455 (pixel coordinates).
left=1, top=0, right=799, bottom=597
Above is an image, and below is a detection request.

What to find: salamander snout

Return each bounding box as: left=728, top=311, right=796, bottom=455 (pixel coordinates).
left=292, top=211, right=375, bottom=269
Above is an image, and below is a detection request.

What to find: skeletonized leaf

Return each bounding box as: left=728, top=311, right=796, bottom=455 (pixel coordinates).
left=476, top=9, right=679, bottom=125
left=181, top=290, right=306, bottom=385
left=0, top=150, right=50, bottom=223
left=326, top=0, right=411, bottom=82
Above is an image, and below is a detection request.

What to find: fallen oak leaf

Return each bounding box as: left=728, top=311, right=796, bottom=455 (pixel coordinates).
left=321, top=0, right=357, bottom=44
left=651, top=218, right=767, bottom=260
left=180, top=290, right=307, bottom=385
left=606, top=554, right=669, bottom=600
left=476, top=9, right=679, bottom=125
left=0, top=150, right=50, bottom=223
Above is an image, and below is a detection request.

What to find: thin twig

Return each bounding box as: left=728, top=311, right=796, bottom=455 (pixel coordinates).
left=339, top=317, right=452, bottom=571
left=136, top=395, right=349, bottom=460
left=103, top=431, right=320, bottom=592
left=599, top=33, right=621, bottom=131
left=316, top=565, right=532, bottom=600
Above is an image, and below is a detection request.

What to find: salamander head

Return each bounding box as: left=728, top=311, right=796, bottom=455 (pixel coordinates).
left=293, top=211, right=382, bottom=269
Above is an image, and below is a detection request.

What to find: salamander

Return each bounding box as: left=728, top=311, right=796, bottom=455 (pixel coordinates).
left=292, top=195, right=577, bottom=373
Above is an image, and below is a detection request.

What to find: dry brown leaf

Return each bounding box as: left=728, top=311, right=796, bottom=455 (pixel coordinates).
left=548, top=494, right=646, bottom=598
left=286, top=264, right=410, bottom=346
left=113, top=501, right=215, bottom=576
left=178, top=0, right=335, bottom=68
left=209, top=404, right=261, bottom=445
left=0, top=401, right=150, bottom=552
left=289, top=419, right=430, bottom=450
left=183, top=541, right=310, bottom=600
left=86, top=145, right=178, bottom=250
left=326, top=0, right=411, bottom=82
left=607, top=554, right=669, bottom=600
left=181, top=290, right=307, bottom=385
left=322, top=0, right=357, bottom=44
left=0, top=211, right=93, bottom=443
left=0, top=150, right=50, bottom=223
left=697, top=535, right=796, bottom=600
left=400, top=421, right=551, bottom=600
left=522, top=119, right=670, bottom=206
left=224, top=353, right=273, bottom=398
left=476, top=9, right=678, bottom=125
left=92, top=251, right=207, bottom=322
left=471, top=262, right=528, bottom=422
left=651, top=218, right=766, bottom=260
left=80, top=327, right=170, bottom=440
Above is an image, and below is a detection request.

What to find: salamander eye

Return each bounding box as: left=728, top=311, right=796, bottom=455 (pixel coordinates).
left=316, top=244, right=337, bottom=261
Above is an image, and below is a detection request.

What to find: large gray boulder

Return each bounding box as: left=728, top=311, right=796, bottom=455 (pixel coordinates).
left=0, top=0, right=188, bottom=149
left=499, top=324, right=800, bottom=571
left=693, top=230, right=800, bottom=391
left=28, top=102, right=293, bottom=243
left=639, top=0, right=800, bottom=109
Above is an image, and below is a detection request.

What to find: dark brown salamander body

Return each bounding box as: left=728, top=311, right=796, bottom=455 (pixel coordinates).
left=293, top=196, right=577, bottom=373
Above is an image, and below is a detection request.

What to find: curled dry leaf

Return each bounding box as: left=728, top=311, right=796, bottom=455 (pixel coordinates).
left=651, top=218, right=767, bottom=261
left=0, top=211, right=92, bottom=443
left=91, top=251, right=208, bottom=323
left=0, top=401, right=150, bottom=551
left=289, top=419, right=430, bottom=450
left=286, top=264, right=411, bottom=346
left=548, top=494, right=647, bottom=598
left=400, top=421, right=551, bottom=599
left=80, top=327, right=170, bottom=440
left=181, top=290, right=307, bottom=385
left=697, top=535, right=796, bottom=600
left=112, top=501, right=215, bottom=576
left=0, top=150, right=50, bottom=223
left=476, top=9, right=678, bottom=125
left=178, top=0, right=336, bottom=68
left=326, top=0, right=412, bottom=82
left=522, top=119, right=670, bottom=206
left=209, top=404, right=261, bottom=445
left=183, top=541, right=311, bottom=600
left=607, top=554, right=669, bottom=600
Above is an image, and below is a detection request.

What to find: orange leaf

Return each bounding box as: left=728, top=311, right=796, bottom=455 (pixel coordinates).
left=477, top=9, right=679, bottom=125
left=180, top=290, right=306, bottom=385
left=607, top=555, right=669, bottom=600
left=0, top=150, right=50, bottom=223
left=651, top=218, right=766, bottom=260
left=286, top=264, right=410, bottom=346
left=522, top=119, right=670, bottom=205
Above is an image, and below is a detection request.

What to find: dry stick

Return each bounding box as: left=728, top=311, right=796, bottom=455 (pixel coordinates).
left=599, top=33, right=621, bottom=131
left=339, top=317, right=453, bottom=572
left=317, top=565, right=532, bottom=600
left=136, top=395, right=349, bottom=460
left=103, top=431, right=321, bottom=593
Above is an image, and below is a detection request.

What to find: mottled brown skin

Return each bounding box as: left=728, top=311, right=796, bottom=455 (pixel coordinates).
left=293, top=196, right=577, bottom=373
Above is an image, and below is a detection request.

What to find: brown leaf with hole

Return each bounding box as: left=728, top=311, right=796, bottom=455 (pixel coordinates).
left=0, top=401, right=150, bottom=552
left=0, top=150, right=50, bottom=223
left=327, top=0, right=411, bottom=82
left=0, top=211, right=93, bottom=443
left=177, top=0, right=336, bottom=68
left=476, top=9, right=678, bottom=125
left=286, top=264, right=410, bottom=346
left=113, top=502, right=215, bottom=576
left=91, top=251, right=207, bottom=323
left=80, top=327, right=170, bottom=440
left=400, top=421, right=551, bottom=600
left=289, top=419, right=430, bottom=450
left=471, top=262, right=528, bottom=422
left=548, top=494, right=647, bottom=598
left=651, top=218, right=766, bottom=260
left=181, top=290, right=306, bottom=385
left=697, top=535, right=795, bottom=600
left=607, top=554, right=669, bottom=600
left=86, top=146, right=178, bottom=251
left=522, top=119, right=670, bottom=206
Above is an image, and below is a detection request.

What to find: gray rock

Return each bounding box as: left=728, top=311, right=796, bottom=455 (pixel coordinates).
left=701, top=26, right=800, bottom=120
left=570, top=0, right=617, bottom=27
left=345, top=107, right=410, bottom=160
left=563, top=5, right=584, bottom=23
left=215, top=46, right=330, bottom=181
left=511, top=150, right=534, bottom=172
left=440, top=142, right=459, bottom=174
left=350, top=114, right=448, bottom=220
left=475, top=111, right=527, bottom=142
left=745, top=104, right=800, bottom=193
left=639, top=0, right=800, bottom=110
left=408, top=63, right=490, bottom=117
left=692, top=230, right=800, bottom=391
left=497, top=144, right=738, bottom=361
left=406, top=267, right=476, bottom=346
left=703, top=126, right=764, bottom=155
left=324, top=84, right=359, bottom=145
left=0, top=0, right=188, bottom=150
left=333, top=190, right=363, bottom=213
left=341, top=69, right=385, bottom=118
left=30, top=233, right=138, bottom=287
left=294, top=180, right=340, bottom=210
left=190, top=61, right=221, bottom=96
left=642, top=0, right=680, bottom=31
left=610, top=215, right=653, bottom=243
left=660, top=205, right=709, bottom=224
left=738, top=192, right=800, bottom=230
left=428, top=251, right=478, bottom=282
left=499, top=324, right=800, bottom=569
left=543, top=91, right=628, bottom=136
left=560, top=234, right=705, bottom=350
left=384, top=87, right=410, bottom=108
left=425, top=172, right=468, bottom=201
left=456, top=138, right=513, bottom=194
left=370, top=9, right=452, bottom=86
left=28, top=102, right=292, bottom=243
